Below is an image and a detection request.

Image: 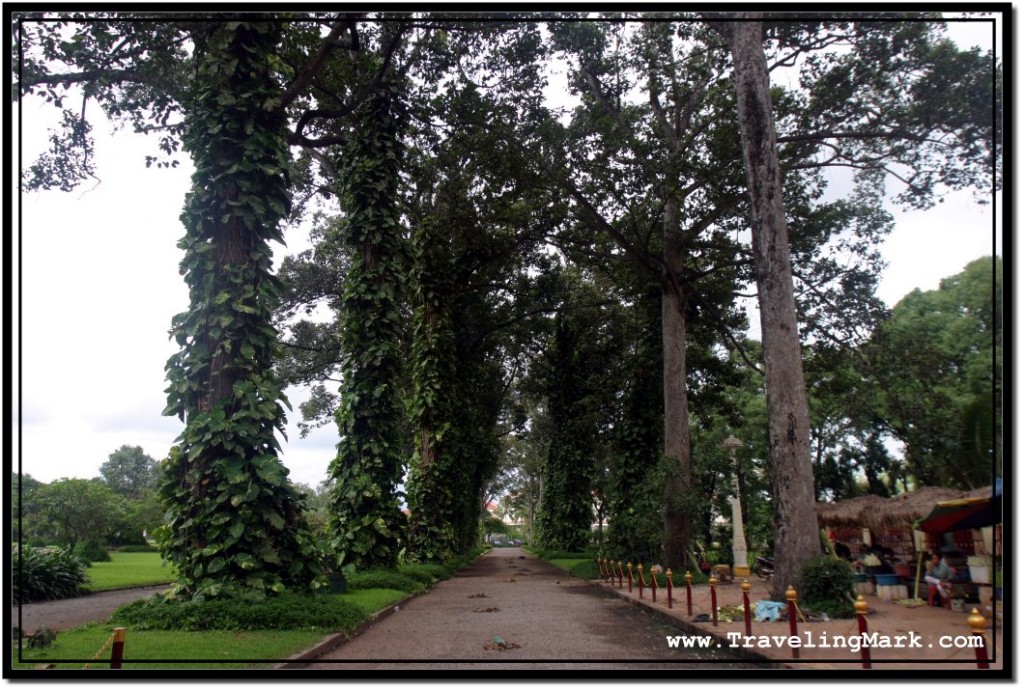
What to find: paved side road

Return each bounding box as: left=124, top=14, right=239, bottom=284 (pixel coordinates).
left=293, top=548, right=743, bottom=671
left=12, top=585, right=169, bottom=634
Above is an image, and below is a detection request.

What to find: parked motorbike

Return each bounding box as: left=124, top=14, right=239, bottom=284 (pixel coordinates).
left=755, top=556, right=774, bottom=580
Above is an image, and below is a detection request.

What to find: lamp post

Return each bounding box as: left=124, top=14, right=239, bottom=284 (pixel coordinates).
left=723, top=435, right=750, bottom=577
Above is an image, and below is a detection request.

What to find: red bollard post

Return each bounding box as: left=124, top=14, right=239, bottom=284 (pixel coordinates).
left=651, top=569, right=658, bottom=603
left=685, top=571, right=693, bottom=616
left=618, top=561, right=624, bottom=589
left=710, top=576, right=719, bottom=627
left=854, top=595, right=871, bottom=669
left=666, top=569, right=674, bottom=609
left=742, top=579, right=752, bottom=637
left=627, top=562, right=633, bottom=593
left=786, top=585, right=799, bottom=659
left=110, top=628, right=126, bottom=669
left=969, top=608, right=990, bottom=669
left=637, top=564, right=645, bottom=600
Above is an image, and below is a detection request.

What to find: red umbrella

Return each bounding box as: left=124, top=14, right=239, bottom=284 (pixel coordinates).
left=917, top=481, right=1002, bottom=534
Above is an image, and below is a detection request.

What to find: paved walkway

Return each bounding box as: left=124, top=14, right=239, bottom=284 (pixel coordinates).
left=584, top=567, right=1006, bottom=672
left=288, top=548, right=746, bottom=671
left=13, top=585, right=169, bottom=634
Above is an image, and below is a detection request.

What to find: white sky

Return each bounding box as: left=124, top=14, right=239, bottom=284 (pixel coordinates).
left=10, top=17, right=1003, bottom=489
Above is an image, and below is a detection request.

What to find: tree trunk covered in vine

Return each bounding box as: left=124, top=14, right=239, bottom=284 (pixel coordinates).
left=537, top=311, right=595, bottom=552
left=161, top=21, right=325, bottom=600
left=726, top=14, right=820, bottom=599
left=328, top=81, right=408, bottom=571
left=406, top=213, right=461, bottom=562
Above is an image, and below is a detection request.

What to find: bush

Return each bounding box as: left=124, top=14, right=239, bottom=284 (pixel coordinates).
left=400, top=563, right=451, bottom=584
left=799, top=556, right=855, bottom=605
left=568, top=560, right=600, bottom=580
left=114, top=544, right=160, bottom=553
left=13, top=545, right=89, bottom=604
left=345, top=569, right=424, bottom=594
left=111, top=593, right=366, bottom=632
left=535, top=549, right=593, bottom=560
left=74, top=539, right=111, bottom=564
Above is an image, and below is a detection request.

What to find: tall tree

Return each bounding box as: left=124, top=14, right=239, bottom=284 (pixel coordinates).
left=715, top=13, right=820, bottom=596
left=326, top=73, right=410, bottom=571
left=866, top=257, right=1002, bottom=488
left=34, top=478, right=123, bottom=551
left=99, top=445, right=159, bottom=499
left=160, top=20, right=325, bottom=599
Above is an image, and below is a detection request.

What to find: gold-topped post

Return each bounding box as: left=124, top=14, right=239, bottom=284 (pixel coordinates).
left=741, top=579, right=752, bottom=636
left=968, top=608, right=990, bottom=669
left=709, top=575, right=719, bottom=626
left=786, top=585, right=799, bottom=658
left=685, top=570, right=693, bottom=615
left=855, top=595, right=871, bottom=668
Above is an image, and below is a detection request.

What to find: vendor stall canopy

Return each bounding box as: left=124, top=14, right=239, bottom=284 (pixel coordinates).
left=917, top=478, right=1002, bottom=534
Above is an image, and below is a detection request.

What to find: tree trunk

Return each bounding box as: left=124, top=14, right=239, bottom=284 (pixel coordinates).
left=661, top=196, right=692, bottom=572
left=727, top=14, right=820, bottom=599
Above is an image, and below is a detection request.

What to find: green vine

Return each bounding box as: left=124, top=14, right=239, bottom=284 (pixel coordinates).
left=160, top=21, right=326, bottom=600
left=537, top=311, right=596, bottom=552
left=328, top=80, right=408, bottom=571
left=405, top=210, right=461, bottom=562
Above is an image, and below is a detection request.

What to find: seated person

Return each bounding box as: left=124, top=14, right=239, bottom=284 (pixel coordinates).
left=925, top=553, right=955, bottom=607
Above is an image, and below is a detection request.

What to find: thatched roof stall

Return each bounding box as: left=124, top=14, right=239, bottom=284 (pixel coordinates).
left=815, top=494, right=888, bottom=530
left=816, top=487, right=978, bottom=533
left=816, top=486, right=995, bottom=563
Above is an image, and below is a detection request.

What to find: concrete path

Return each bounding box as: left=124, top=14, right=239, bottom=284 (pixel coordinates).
left=291, top=548, right=745, bottom=671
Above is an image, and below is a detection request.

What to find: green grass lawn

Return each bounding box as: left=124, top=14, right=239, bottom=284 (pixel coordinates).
left=84, top=552, right=174, bottom=592
left=12, top=552, right=477, bottom=672
left=13, top=585, right=411, bottom=671
left=11, top=623, right=326, bottom=670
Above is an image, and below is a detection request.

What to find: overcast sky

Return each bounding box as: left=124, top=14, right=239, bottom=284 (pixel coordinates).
left=11, top=16, right=1002, bottom=490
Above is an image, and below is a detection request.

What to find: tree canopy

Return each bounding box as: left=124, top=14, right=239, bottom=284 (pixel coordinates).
left=15, top=11, right=1001, bottom=598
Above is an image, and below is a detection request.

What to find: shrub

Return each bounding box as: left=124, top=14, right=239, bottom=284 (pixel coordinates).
left=74, top=539, right=111, bottom=564
left=400, top=563, right=451, bottom=584
left=535, top=549, right=593, bottom=560
left=111, top=593, right=366, bottom=631
left=115, top=544, right=160, bottom=553
left=345, top=569, right=424, bottom=594
left=568, top=560, right=600, bottom=580
left=799, top=556, right=855, bottom=605
left=13, top=545, right=89, bottom=604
